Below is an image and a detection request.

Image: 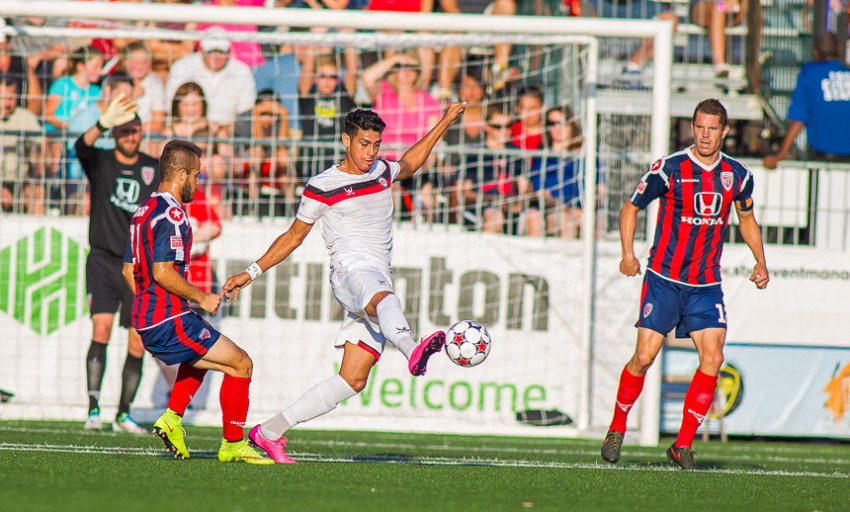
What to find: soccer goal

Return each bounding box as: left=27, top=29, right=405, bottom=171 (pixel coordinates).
left=0, top=0, right=671, bottom=445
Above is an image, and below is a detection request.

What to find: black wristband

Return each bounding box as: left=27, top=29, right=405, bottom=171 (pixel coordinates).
left=96, top=119, right=107, bottom=131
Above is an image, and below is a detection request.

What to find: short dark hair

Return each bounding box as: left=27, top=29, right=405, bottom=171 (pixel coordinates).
left=0, top=77, right=18, bottom=90
left=255, top=88, right=278, bottom=105
left=160, top=139, right=203, bottom=182
left=692, top=99, right=728, bottom=127
left=343, top=109, right=386, bottom=138
left=814, top=31, right=839, bottom=60
left=102, top=73, right=132, bottom=91
left=123, top=40, right=151, bottom=60
left=516, top=84, right=544, bottom=105
left=69, top=45, right=103, bottom=75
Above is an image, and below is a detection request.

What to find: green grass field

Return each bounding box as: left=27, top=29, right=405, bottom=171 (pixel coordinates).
left=1, top=420, right=848, bottom=512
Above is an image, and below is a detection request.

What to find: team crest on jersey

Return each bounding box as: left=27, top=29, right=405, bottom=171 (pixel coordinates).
left=378, top=177, right=388, bottom=188
left=167, top=206, right=185, bottom=224
left=142, top=166, right=155, bottom=185
left=721, top=171, right=733, bottom=191
left=643, top=303, right=653, bottom=318
left=170, top=236, right=183, bottom=250
left=650, top=159, right=663, bottom=172
left=200, top=329, right=211, bottom=340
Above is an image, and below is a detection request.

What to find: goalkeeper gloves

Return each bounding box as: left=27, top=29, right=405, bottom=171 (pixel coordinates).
left=97, top=92, right=137, bottom=131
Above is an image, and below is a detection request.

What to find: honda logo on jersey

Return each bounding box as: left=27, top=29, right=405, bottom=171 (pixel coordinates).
left=115, top=178, right=140, bottom=204
left=694, top=192, right=723, bottom=216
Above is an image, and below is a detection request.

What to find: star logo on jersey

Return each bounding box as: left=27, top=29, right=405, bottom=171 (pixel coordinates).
left=650, top=159, right=663, bottom=172
left=167, top=206, right=185, bottom=224
left=721, top=171, right=733, bottom=192
left=142, top=166, right=155, bottom=186
left=643, top=303, right=653, bottom=318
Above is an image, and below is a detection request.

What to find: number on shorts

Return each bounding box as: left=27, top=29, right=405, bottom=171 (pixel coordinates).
left=715, top=304, right=726, bottom=324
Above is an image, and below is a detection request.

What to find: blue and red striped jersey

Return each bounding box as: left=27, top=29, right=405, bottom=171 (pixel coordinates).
left=629, top=147, right=754, bottom=286
left=124, top=191, right=194, bottom=329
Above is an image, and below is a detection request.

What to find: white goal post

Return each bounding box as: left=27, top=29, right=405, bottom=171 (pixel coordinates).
left=0, top=0, right=672, bottom=446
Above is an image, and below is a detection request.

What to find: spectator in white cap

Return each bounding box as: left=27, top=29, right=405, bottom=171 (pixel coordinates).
left=165, top=28, right=256, bottom=137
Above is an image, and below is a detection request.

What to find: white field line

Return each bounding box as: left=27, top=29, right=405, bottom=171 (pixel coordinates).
left=1, top=441, right=849, bottom=479
left=1, top=423, right=849, bottom=465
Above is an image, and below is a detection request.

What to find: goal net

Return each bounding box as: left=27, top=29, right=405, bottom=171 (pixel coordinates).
left=0, top=1, right=671, bottom=443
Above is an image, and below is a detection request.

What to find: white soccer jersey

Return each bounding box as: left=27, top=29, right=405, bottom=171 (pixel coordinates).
left=296, top=160, right=400, bottom=272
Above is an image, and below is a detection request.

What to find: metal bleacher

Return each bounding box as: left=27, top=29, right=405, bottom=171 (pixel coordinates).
left=589, top=0, right=762, bottom=121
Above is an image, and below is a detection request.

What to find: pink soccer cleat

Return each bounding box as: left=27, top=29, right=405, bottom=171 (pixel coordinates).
left=408, top=331, right=446, bottom=376
left=248, top=424, right=296, bottom=464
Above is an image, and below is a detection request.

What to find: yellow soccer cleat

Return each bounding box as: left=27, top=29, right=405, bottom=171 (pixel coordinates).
left=218, top=439, right=275, bottom=465
left=152, top=409, right=190, bottom=460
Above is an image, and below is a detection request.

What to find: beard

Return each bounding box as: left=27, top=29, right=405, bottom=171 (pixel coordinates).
left=179, top=179, right=196, bottom=203
left=115, top=140, right=140, bottom=159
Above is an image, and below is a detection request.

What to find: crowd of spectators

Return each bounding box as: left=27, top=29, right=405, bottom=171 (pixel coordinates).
left=0, top=0, right=788, bottom=239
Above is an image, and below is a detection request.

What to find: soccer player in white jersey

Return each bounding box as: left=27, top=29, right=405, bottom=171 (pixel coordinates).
left=222, top=103, right=467, bottom=463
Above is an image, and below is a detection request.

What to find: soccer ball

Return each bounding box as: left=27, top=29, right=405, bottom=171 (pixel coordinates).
left=445, top=320, right=491, bottom=367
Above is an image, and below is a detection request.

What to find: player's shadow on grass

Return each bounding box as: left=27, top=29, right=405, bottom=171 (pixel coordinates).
left=350, top=453, right=419, bottom=464
left=349, top=454, right=495, bottom=466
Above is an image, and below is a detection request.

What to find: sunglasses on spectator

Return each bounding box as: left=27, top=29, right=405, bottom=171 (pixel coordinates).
left=487, top=122, right=510, bottom=130
left=547, top=118, right=568, bottom=127
left=318, top=73, right=339, bottom=79
left=392, top=64, right=418, bottom=72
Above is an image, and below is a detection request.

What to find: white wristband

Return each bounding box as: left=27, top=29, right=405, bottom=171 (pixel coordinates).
left=245, top=262, right=263, bottom=281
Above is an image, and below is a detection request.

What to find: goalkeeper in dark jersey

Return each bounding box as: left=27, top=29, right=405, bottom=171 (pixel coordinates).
left=76, top=93, right=159, bottom=434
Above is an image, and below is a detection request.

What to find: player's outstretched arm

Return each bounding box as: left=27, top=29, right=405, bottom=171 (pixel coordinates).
left=153, top=261, right=221, bottom=314
left=735, top=202, right=769, bottom=289
left=619, top=201, right=642, bottom=276
left=397, top=102, right=466, bottom=181
left=222, top=218, right=314, bottom=302
left=81, top=92, right=138, bottom=148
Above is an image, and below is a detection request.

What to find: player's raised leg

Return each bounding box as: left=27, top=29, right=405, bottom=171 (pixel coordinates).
left=369, top=292, right=445, bottom=376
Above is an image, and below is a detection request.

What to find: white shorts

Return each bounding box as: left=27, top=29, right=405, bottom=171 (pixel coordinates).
left=334, top=312, right=386, bottom=359
left=330, top=264, right=394, bottom=359
left=330, top=264, right=394, bottom=315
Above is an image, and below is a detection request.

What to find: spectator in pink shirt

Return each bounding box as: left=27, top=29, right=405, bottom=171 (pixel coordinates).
left=361, top=51, right=441, bottom=162
left=198, top=0, right=266, bottom=68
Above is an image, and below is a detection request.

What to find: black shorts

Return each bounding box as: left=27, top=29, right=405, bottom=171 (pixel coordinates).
left=86, top=249, right=133, bottom=328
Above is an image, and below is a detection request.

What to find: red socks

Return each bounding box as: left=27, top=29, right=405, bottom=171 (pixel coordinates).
left=609, top=366, right=645, bottom=433
left=675, top=369, right=718, bottom=449
left=167, top=363, right=208, bottom=416
left=220, top=375, right=251, bottom=441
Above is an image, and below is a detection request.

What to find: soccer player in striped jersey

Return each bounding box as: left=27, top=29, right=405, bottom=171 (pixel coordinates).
left=222, top=103, right=466, bottom=464
left=123, top=140, right=271, bottom=464
left=601, top=99, right=769, bottom=470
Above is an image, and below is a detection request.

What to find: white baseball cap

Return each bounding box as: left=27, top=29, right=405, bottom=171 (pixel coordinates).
left=199, top=28, right=231, bottom=54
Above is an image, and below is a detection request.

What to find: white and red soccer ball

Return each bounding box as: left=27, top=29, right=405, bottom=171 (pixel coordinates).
left=445, top=320, right=491, bottom=367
